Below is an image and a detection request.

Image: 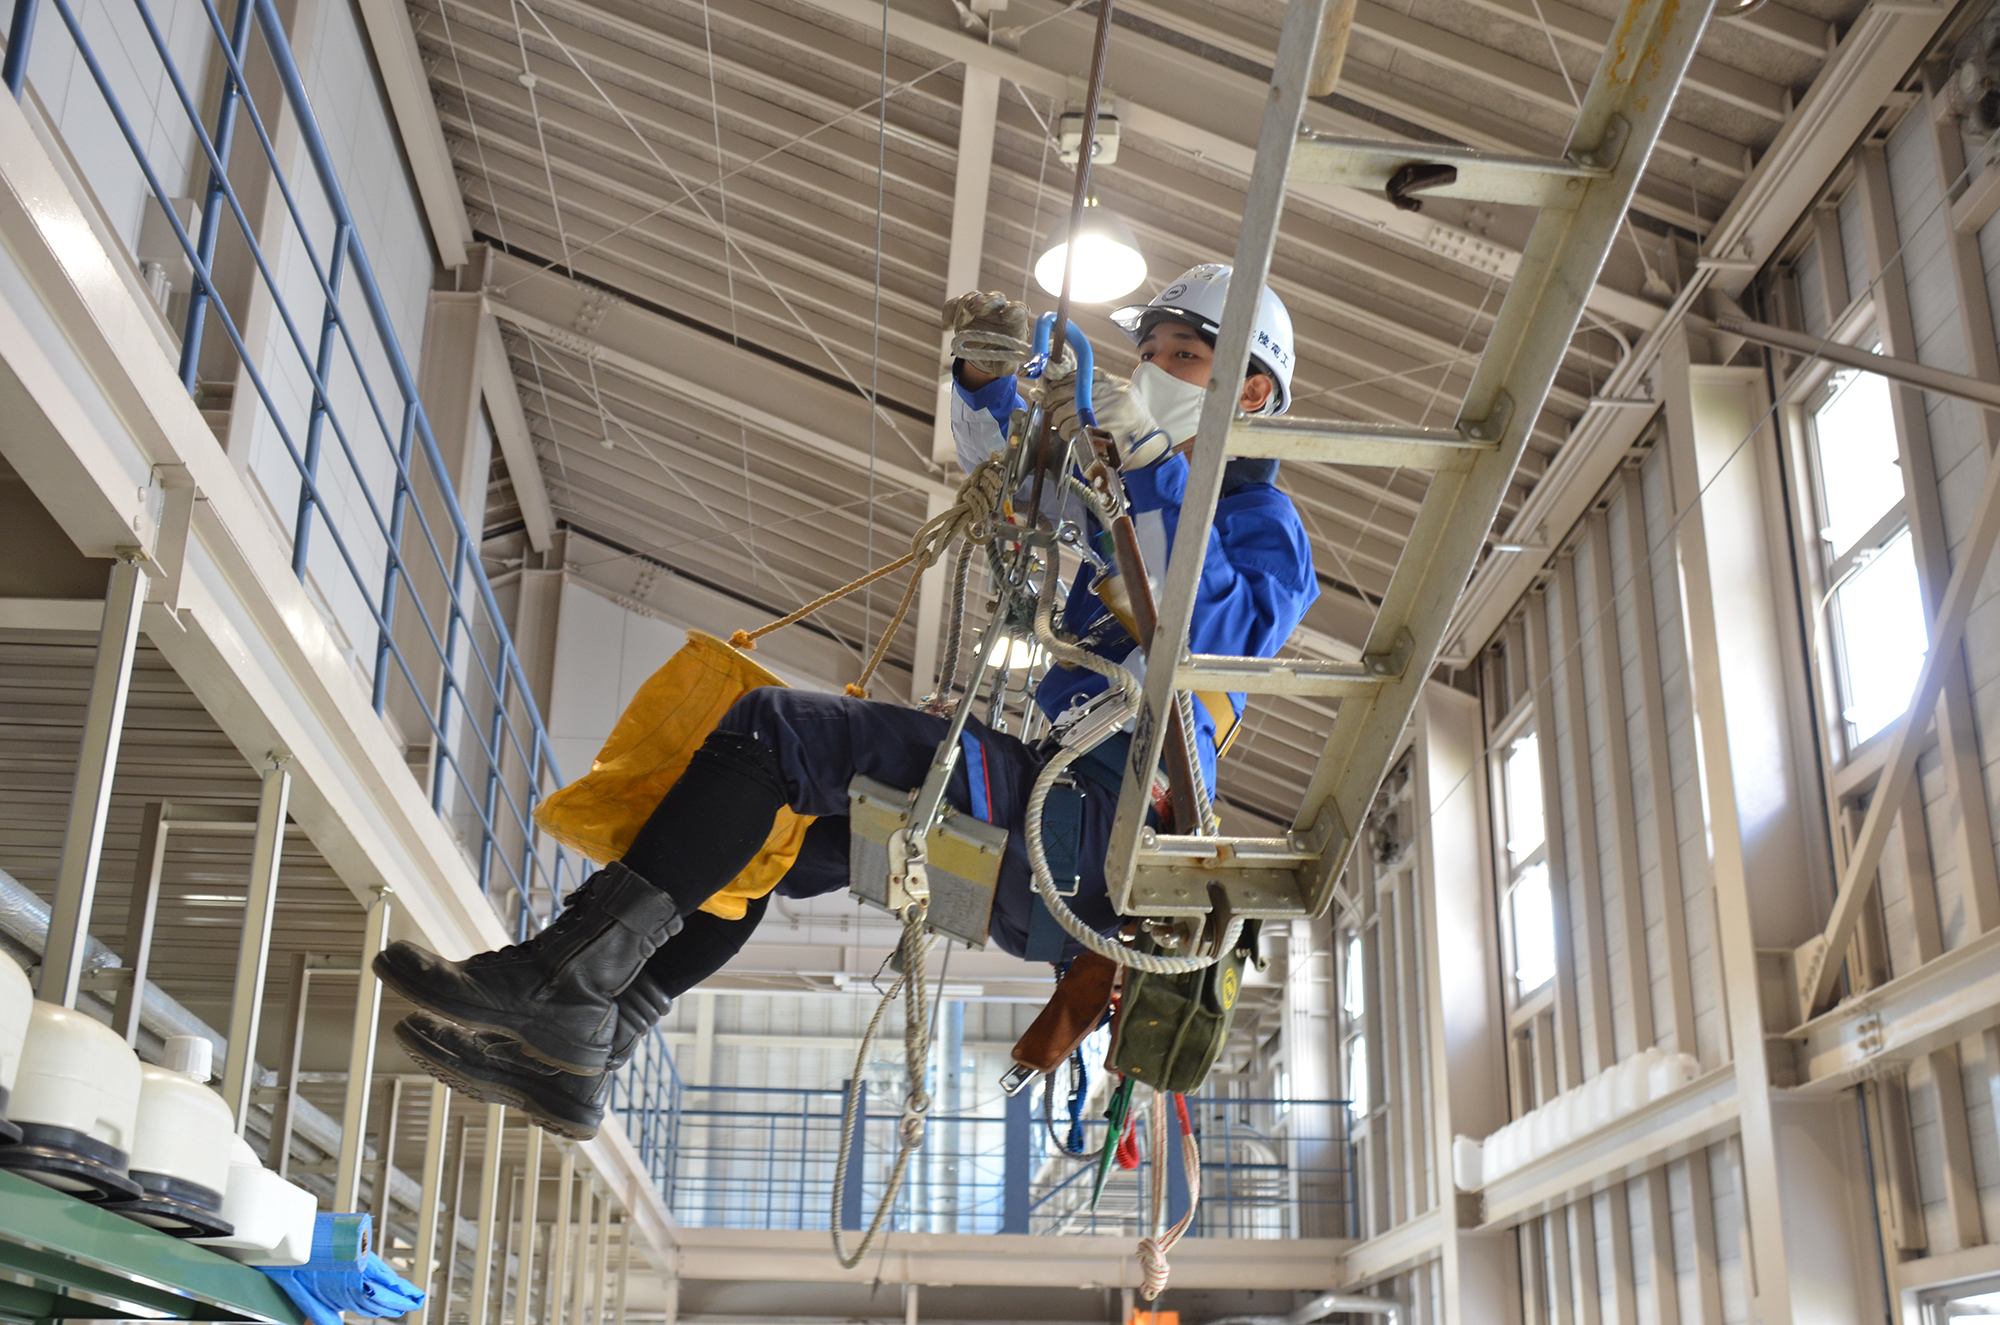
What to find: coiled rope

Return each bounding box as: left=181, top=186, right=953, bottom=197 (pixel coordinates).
left=830, top=900, right=932, bottom=1268
left=731, top=456, right=1008, bottom=698
left=1022, top=565, right=1242, bottom=975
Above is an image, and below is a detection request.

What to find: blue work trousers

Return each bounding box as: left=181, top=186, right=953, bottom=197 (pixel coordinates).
left=714, top=688, right=1118, bottom=958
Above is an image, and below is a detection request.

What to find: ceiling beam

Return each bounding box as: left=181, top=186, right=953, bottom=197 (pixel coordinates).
left=354, top=0, right=474, bottom=265
left=1441, top=0, right=1957, bottom=663
left=487, top=285, right=953, bottom=501
left=1124, top=0, right=1790, bottom=126
left=779, top=0, right=1667, bottom=332
left=477, top=310, right=553, bottom=549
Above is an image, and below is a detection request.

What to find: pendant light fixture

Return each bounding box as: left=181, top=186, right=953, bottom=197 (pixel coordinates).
left=1033, top=199, right=1147, bottom=305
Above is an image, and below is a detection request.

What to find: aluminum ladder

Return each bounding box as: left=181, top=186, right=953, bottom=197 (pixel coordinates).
left=1103, top=0, right=1713, bottom=922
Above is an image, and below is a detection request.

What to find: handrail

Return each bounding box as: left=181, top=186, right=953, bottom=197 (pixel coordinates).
left=606, top=1040, right=1356, bottom=1239
left=7, top=0, right=581, bottom=934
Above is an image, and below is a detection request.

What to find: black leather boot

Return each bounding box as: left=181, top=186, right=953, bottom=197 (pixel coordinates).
left=394, top=969, right=672, bottom=1140
left=373, top=862, right=682, bottom=1075
left=389, top=896, right=770, bottom=1135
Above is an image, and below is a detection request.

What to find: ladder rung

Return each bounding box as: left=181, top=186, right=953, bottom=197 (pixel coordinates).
left=1229, top=416, right=1496, bottom=470
left=1176, top=653, right=1384, bottom=696
left=1290, top=133, right=1606, bottom=210
left=1128, top=835, right=1318, bottom=917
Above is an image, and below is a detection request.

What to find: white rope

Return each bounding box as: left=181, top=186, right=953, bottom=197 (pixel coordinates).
left=831, top=901, right=932, bottom=1268
left=1023, top=562, right=1242, bottom=975
left=1137, top=1088, right=1201, bottom=1301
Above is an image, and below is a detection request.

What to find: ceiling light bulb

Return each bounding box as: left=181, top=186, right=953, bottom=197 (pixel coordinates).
left=1034, top=203, right=1147, bottom=304
left=986, top=635, right=1044, bottom=669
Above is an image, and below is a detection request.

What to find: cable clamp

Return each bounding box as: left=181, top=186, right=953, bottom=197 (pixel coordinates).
left=887, top=828, right=931, bottom=908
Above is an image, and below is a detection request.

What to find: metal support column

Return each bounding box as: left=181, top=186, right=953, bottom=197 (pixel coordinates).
left=569, top=1179, right=596, bottom=1325
left=40, top=557, right=146, bottom=1007
left=335, top=887, right=394, bottom=1210
left=511, top=1127, right=544, bottom=1325
left=547, top=1147, right=577, bottom=1325
left=413, top=1081, right=452, bottom=1325
left=112, top=801, right=168, bottom=1042
left=467, top=1105, right=507, bottom=1325
left=591, top=1186, right=612, bottom=1325
left=611, top=1217, right=630, bottom=1325
left=440, top=1116, right=471, bottom=1314
left=223, top=761, right=291, bottom=1130
left=372, top=1077, right=405, bottom=1225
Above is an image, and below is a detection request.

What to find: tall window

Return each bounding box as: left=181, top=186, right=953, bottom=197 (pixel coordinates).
left=1809, top=364, right=1926, bottom=746
left=1500, top=732, right=1555, bottom=995
left=1341, top=930, right=1369, bottom=1116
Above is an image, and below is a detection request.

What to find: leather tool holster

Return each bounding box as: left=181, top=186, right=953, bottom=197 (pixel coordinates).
left=1009, top=950, right=1120, bottom=1073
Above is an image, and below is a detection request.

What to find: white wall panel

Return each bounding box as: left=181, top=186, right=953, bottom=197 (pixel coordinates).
left=1609, top=482, right=1680, bottom=1052
left=1839, top=188, right=1870, bottom=314
left=1544, top=575, right=1605, bottom=1077
left=1877, top=810, right=1924, bottom=978
left=1576, top=537, right=1640, bottom=1062
left=1640, top=454, right=1726, bottom=1068
left=1905, top=1050, right=1952, bottom=1251
left=1706, top=1146, right=1750, bottom=1325
left=1883, top=105, right=2000, bottom=960
left=26, top=0, right=213, bottom=259
left=243, top=0, right=433, bottom=662
left=1797, top=242, right=1828, bottom=341
left=1627, top=1179, right=1661, bottom=1325
left=1967, top=1032, right=2000, bottom=1241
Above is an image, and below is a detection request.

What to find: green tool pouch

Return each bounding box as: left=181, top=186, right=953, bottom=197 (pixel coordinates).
left=1107, top=930, right=1254, bottom=1094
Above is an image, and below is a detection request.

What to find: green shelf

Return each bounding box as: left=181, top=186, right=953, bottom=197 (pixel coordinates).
left=0, top=1170, right=304, bottom=1324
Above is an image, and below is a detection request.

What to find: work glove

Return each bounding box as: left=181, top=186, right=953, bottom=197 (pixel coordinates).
left=942, top=290, right=1033, bottom=375
left=260, top=1215, right=425, bottom=1325
left=266, top=1257, right=425, bottom=1325
left=1035, top=366, right=1172, bottom=471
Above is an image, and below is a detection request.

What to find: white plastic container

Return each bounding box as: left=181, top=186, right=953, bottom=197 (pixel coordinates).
left=0, top=1001, right=143, bottom=1199
left=0, top=954, right=30, bottom=1141
left=1584, top=1072, right=1616, bottom=1131
left=1528, top=1102, right=1555, bottom=1161
left=192, top=1135, right=317, bottom=1266
left=1612, top=1049, right=1653, bottom=1115
left=116, top=1036, right=237, bottom=1235
left=1452, top=1135, right=1484, bottom=1191
left=1486, top=1119, right=1521, bottom=1179
left=1553, top=1088, right=1582, bottom=1150
left=1648, top=1051, right=1698, bottom=1101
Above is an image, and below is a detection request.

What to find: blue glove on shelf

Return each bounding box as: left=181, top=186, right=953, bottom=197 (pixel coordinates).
left=261, top=1214, right=426, bottom=1325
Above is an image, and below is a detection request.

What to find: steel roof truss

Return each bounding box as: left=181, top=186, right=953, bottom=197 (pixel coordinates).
left=1100, top=0, right=1714, bottom=922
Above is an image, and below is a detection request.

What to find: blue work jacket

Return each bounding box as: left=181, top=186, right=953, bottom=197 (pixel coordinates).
left=950, top=367, right=1320, bottom=789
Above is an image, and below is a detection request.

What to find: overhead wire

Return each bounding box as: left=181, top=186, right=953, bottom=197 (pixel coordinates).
left=433, top=0, right=590, bottom=520
left=500, top=0, right=931, bottom=467
left=696, top=0, right=758, bottom=574
left=1012, top=80, right=1057, bottom=305
left=469, top=0, right=1094, bottom=480
left=863, top=2, right=890, bottom=663
left=484, top=3, right=1089, bottom=300
left=509, top=325, right=875, bottom=666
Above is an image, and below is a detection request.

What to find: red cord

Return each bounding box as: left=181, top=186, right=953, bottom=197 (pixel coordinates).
left=1115, top=1114, right=1142, bottom=1169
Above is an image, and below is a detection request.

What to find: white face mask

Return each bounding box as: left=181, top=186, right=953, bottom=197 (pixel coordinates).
left=1128, top=361, right=1208, bottom=444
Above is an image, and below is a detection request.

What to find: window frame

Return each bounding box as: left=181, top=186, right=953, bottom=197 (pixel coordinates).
left=1488, top=707, right=1556, bottom=1008
left=1789, top=338, right=1923, bottom=760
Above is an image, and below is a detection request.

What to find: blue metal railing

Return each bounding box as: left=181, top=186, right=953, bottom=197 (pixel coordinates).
left=609, top=1026, right=684, bottom=1197
left=605, top=1040, right=1356, bottom=1240
left=5, top=0, right=581, bottom=933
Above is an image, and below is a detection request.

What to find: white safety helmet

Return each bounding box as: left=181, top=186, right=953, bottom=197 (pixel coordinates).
left=1109, top=263, right=1295, bottom=415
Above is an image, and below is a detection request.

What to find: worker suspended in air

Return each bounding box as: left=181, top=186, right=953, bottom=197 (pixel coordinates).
left=372, top=264, right=1319, bottom=1142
